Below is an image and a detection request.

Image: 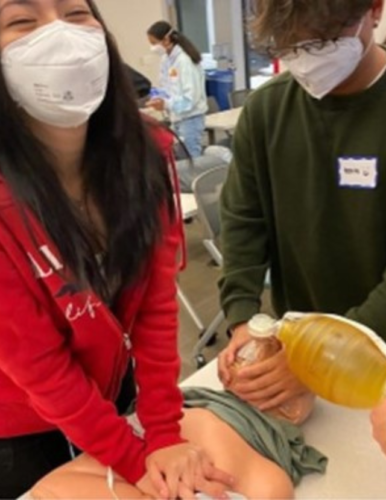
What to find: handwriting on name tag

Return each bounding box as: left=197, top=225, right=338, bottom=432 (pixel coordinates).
left=338, top=157, right=378, bottom=189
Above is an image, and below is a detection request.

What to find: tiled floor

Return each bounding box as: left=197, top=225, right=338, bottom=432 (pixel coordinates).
left=178, top=217, right=272, bottom=381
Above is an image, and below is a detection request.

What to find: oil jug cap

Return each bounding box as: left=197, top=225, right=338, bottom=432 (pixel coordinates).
left=248, top=314, right=277, bottom=338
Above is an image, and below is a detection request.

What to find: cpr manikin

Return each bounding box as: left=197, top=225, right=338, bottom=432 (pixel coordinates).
left=28, top=408, right=294, bottom=500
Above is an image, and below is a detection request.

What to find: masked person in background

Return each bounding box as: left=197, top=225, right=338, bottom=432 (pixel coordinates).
left=0, top=1, right=239, bottom=498
left=146, top=21, right=208, bottom=158
left=217, top=0, right=386, bottom=437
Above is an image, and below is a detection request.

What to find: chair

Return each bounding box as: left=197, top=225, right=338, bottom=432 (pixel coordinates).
left=228, top=88, right=252, bottom=108
left=177, top=195, right=206, bottom=333
left=204, top=96, right=222, bottom=147
left=190, top=165, right=229, bottom=366
left=206, top=96, right=220, bottom=114
left=190, top=165, right=270, bottom=366
left=193, top=165, right=227, bottom=267
left=176, top=154, right=229, bottom=194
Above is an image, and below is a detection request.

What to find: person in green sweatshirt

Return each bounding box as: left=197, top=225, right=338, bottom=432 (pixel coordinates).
left=218, top=0, right=386, bottom=413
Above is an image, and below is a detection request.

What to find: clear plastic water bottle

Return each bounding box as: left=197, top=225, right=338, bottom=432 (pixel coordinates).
left=234, top=314, right=280, bottom=366
left=277, top=312, right=386, bottom=409
left=230, top=314, right=314, bottom=424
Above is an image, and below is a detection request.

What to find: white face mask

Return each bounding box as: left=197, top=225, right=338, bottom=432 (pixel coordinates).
left=150, top=44, right=166, bottom=56
left=283, top=20, right=368, bottom=99
left=1, top=20, right=109, bottom=128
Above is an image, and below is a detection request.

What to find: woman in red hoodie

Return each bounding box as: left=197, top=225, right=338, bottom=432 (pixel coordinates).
left=0, top=0, right=238, bottom=498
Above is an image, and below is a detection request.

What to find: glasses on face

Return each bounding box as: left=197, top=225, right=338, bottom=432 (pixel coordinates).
left=267, top=38, right=340, bottom=61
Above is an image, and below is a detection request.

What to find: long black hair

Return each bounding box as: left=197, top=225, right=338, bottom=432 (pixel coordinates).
left=148, top=21, right=202, bottom=64
left=0, top=0, right=174, bottom=302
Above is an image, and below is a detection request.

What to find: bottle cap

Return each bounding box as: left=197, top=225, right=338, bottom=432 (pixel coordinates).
left=248, top=314, right=276, bottom=338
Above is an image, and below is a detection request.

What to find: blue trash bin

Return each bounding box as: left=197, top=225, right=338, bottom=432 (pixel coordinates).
left=205, top=69, right=235, bottom=111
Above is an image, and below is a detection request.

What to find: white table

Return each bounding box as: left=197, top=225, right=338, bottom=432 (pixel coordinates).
left=205, top=107, right=242, bottom=144
left=142, top=106, right=242, bottom=133
left=182, top=360, right=386, bottom=499
left=20, top=359, right=386, bottom=500
left=141, top=106, right=242, bottom=145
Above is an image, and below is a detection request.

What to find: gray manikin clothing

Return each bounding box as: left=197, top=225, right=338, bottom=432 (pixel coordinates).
left=182, top=387, right=327, bottom=486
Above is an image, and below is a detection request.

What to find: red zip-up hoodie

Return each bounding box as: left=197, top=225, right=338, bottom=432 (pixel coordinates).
left=0, top=126, right=185, bottom=484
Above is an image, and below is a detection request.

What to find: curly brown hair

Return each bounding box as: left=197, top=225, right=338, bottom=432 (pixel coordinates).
left=251, top=0, right=374, bottom=53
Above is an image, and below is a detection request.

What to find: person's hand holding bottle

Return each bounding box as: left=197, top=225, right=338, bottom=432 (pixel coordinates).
left=218, top=320, right=307, bottom=411
left=371, top=400, right=386, bottom=455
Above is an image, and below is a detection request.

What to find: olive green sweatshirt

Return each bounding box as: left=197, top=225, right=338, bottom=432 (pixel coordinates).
left=220, top=70, right=386, bottom=340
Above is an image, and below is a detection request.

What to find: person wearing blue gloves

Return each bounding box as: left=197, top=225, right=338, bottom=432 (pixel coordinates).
left=147, top=21, right=208, bottom=157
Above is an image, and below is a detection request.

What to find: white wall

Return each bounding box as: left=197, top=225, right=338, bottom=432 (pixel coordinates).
left=212, top=0, right=232, bottom=45
left=94, top=0, right=169, bottom=84
left=211, top=0, right=246, bottom=89
left=230, top=0, right=246, bottom=89
left=375, top=3, right=386, bottom=44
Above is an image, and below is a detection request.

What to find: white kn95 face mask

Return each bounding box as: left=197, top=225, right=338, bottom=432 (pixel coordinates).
left=283, top=19, right=367, bottom=99
left=150, top=44, right=166, bottom=56
left=1, top=20, right=110, bottom=128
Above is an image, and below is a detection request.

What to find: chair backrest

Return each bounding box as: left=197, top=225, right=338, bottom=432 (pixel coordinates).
left=228, top=88, right=252, bottom=108
left=206, top=96, right=220, bottom=114
left=192, top=165, right=229, bottom=241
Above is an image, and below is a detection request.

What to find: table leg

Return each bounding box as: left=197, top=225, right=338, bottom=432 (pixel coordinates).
left=207, top=129, right=215, bottom=145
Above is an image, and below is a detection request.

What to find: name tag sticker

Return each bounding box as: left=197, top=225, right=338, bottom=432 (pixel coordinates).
left=338, top=157, right=378, bottom=189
